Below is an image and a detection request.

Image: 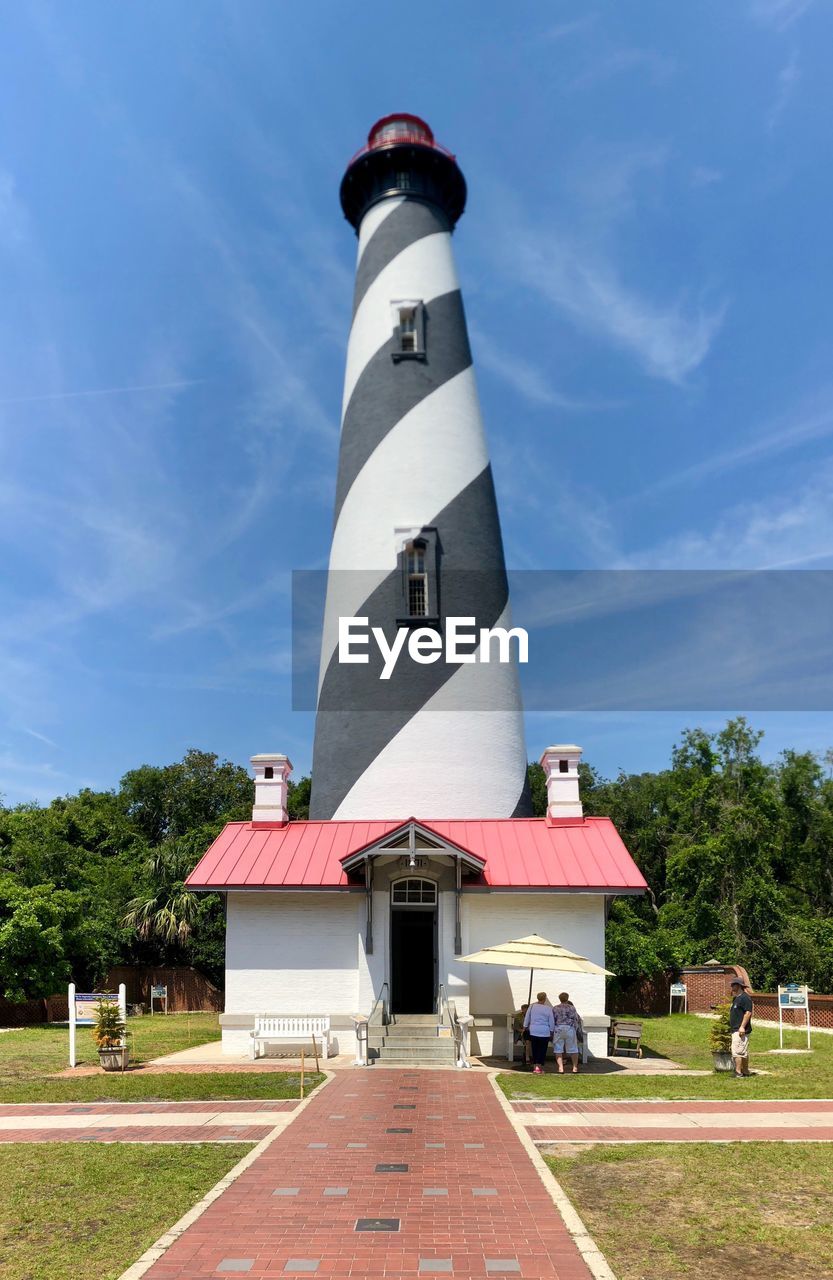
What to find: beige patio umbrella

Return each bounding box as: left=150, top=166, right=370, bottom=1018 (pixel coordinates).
left=459, top=933, right=614, bottom=1005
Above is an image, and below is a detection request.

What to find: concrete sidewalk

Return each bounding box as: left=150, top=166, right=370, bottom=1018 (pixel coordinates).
left=0, top=1099, right=298, bottom=1144
left=510, top=1098, right=833, bottom=1144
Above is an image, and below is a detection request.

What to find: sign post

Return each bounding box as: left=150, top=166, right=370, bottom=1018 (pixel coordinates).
left=69, top=989, right=125, bottom=1066
left=68, top=982, right=76, bottom=1068
left=778, top=983, right=811, bottom=1049
left=669, top=982, right=688, bottom=1014
left=150, top=985, right=168, bottom=1015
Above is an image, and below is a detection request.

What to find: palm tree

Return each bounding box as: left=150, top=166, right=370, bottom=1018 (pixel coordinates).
left=123, top=833, right=206, bottom=945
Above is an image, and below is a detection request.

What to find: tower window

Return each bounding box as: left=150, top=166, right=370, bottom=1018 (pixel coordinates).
left=395, top=526, right=440, bottom=626
left=406, top=543, right=428, bottom=617
left=399, top=307, right=418, bottom=351
left=559, top=759, right=569, bottom=773
left=264, top=766, right=274, bottom=779
left=392, top=300, right=426, bottom=361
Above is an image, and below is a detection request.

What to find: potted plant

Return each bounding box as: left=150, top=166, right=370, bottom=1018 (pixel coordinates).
left=94, top=997, right=128, bottom=1072
left=709, top=1002, right=734, bottom=1072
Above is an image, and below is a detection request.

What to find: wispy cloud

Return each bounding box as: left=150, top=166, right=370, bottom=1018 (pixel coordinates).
left=748, top=0, right=815, bottom=30
left=22, top=727, right=58, bottom=749
left=542, top=16, right=596, bottom=43
left=508, top=228, right=727, bottom=385
left=767, top=49, right=801, bottom=132
left=470, top=326, right=621, bottom=411
left=625, top=462, right=833, bottom=570
left=690, top=166, right=723, bottom=188
left=482, top=142, right=727, bottom=386
left=0, top=379, right=202, bottom=406
left=630, top=391, right=833, bottom=499
left=568, top=48, right=675, bottom=92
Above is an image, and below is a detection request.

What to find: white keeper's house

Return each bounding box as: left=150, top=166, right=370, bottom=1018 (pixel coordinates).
left=186, top=114, right=646, bottom=1064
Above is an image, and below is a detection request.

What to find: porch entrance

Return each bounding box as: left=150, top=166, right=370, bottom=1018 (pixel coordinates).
left=390, top=878, right=438, bottom=1014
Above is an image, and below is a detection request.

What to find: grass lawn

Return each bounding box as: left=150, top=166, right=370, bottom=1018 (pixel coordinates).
left=546, top=1142, right=833, bottom=1280
left=0, top=1142, right=251, bottom=1280
left=498, top=1012, right=833, bottom=1100
left=0, top=1015, right=324, bottom=1103
left=0, top=1011, right=222, bottom=1077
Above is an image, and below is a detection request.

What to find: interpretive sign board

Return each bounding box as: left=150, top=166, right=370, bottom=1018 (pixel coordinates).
left=74, top=992, right=117, bottom=1025
left=68, top=983, right=127, bottom=1068
left=669, top=982, right=687, bottom=1014
left=777, top=983, right=811, bottom=1049
left=150, top=985, right=168, bottom=1015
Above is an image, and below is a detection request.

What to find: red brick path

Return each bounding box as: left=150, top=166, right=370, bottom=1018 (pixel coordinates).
left=139, top=1071, right=593, bottom=1279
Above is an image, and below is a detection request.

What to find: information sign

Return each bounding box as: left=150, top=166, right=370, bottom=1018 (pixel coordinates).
left=777, top=983, right=811, bottom=1049
left=150, top=984, right=168, bottom=1015
left=669, top=982, right=687, bottom=1014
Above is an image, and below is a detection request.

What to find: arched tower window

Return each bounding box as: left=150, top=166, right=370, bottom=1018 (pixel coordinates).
left=396, top=528, right=440, bottom=625
left=391, top=877, right=438, bottom=905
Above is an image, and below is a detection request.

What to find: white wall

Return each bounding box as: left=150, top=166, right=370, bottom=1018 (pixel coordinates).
left=460, top=894, right=607, bottom=1057
left=225, top=891, right=361, bottom=1016
left=222, top=887, right=609, bottom=1058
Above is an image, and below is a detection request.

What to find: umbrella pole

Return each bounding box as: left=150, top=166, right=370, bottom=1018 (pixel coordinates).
left=527, top=969, right=534, bottom=1005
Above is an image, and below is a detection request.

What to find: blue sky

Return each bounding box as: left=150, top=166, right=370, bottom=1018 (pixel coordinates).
left=2, top=0, right=833, bottom=805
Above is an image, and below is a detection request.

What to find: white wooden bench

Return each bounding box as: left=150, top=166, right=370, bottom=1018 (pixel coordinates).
left=250, top=1015, right=332, bottom=1061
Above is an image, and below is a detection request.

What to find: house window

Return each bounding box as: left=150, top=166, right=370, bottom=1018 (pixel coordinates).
left=391, top=877, right=438, bottom=905
left=392, top=300, right=425, bottom=361
left=406, top=542, right=428, bottom=617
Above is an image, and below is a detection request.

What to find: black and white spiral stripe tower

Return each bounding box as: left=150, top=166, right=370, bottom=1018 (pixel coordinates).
left=310, top=115, right=530, bottom=821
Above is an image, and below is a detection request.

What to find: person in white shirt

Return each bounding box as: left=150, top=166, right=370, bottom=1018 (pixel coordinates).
left=523, top=992, right=556, bottom=1074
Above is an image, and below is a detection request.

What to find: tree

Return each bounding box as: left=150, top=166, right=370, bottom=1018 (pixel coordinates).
left=0, top=877, right=84, bottom=1001
left=119, top=749, right=251, bottom=844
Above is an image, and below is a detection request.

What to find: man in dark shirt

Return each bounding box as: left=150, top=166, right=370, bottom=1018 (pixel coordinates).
left=729, top=979, right=753, bottom=1077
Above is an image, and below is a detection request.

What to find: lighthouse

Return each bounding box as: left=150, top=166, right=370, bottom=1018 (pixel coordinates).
left=310, top=114, right=531, bottom=821
left=188, top=117, right=646, bottom=1058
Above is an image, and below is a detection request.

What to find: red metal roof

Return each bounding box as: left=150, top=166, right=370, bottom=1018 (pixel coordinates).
left=186, top=816, right=646, bottom=893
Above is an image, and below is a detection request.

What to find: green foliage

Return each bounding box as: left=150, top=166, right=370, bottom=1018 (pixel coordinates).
left=0, top=748, right=273, bottom=998
left=587, top=717, right=833, bottom=991
left=0, top=877, right=82, bottom=1001
left=2, top=721, right=832, bottom=1005
left=92, top=996, right=126, bottom=1049
left=708, top=1002, right=733, bottom=1054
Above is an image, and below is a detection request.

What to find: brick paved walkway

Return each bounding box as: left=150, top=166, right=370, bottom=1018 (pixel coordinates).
left=136, top=1070, right=593, bottom=1280
left=511, top=1098, right=833, bottom=1143
left=0, top=1100, right=297, bottom=1144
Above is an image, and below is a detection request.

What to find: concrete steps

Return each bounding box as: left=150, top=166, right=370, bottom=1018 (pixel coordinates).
left=368, top=1015, right=457, bottom=1066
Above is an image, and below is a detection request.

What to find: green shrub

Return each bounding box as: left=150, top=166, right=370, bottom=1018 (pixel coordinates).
left=93, top=997, right=125, bottom=1050
left=708, top=1002, right=732, bottom=1054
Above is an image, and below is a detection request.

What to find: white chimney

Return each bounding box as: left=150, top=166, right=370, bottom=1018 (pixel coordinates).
left=251, top=753, right=293, bottom=824
left=539, top=745, right=583, bottom=822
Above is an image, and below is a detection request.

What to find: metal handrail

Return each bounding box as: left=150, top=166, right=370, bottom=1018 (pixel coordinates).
left=354, top=983, right=390, bottom=1067
left=368, top=982, right=390, bottom=1028
left=437, top=984, right=468, bottom=1068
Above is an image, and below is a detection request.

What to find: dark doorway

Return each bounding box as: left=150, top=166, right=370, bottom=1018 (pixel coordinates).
left=391, top=908, right=437, bottom=1013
